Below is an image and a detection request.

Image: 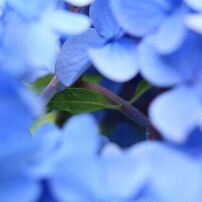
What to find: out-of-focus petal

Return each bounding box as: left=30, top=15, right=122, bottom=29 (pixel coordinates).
left=185, top=14, right=202, bottom=34
left=184, top=0, right=202, bottom=10
left=139, top=43, right=182, bottom=87
left=147, top=6, right=187, bottom=53
left=90, top=0, right=122, bottom=39
left=149, top=86, right=202, bottom=142
left=64, top=0, right=94, bottom=6
left=43, top=9, right=90, bottom=35
left=0, top=178, right=40, bottom=202
left=89, top=37, right=139, bottom=82
left=110, top=0, right=169, bottom=36
left=129, top=142, right=202, bottom=202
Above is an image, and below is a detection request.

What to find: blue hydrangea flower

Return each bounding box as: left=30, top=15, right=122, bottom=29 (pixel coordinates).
left=56, top=0, right=139, bottom=86
left=139, top=32, right=202, bottom=142
left=48, top=114, right=147, bottom=202
left=184, top=0, right=202, bottom=10
left=64, top=0, right=94, bottom=6
left=0, top=70, right=43, bottom=138
left=110, top=0, right=188, bottom=54
left=1, top=0, right=90, bottom=80
left=185, top=13, right=202, bottom=34
left=129, top=141, right=202, bottom=202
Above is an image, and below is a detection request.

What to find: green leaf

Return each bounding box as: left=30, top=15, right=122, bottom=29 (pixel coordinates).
left=82, top=74, right=102, bottom=84
left=27, top=74, right=53, bottom=94
left=31, top=112, right=56, bottom=134
left=130, top=80, right=152, bottom=104
left=48, top=88, right=119, bottom=114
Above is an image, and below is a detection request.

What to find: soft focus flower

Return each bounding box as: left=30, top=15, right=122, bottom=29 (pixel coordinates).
left=139, top=32, right=202, bottom=142
left=56, top=0, right=139, bottom=86
left=1, top=0, right=90, bottom=80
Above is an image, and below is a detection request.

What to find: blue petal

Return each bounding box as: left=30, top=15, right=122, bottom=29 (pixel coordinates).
left=101, top=146, right=149, bottom=199
left=89, top=37, right=139, bottom=82
left=2, top=15, right=59, bottom=76
left=62, top=114, right=100, bottom=156
left=110, top=0, right=170, bottom=36
left=140, top=32, right=202, bottom=86
left=139, top=42, right=183, bottom=87
left=55, top=28, right=105, bottom=86
left=147, top=6, right=187, bottom=53
left=149, top=86, right=202, bottom=142
left=90, top=0, right=122, bottom=39
left=50, top=158, right=101, bottom=202
left=64, top=0, right=93, bottom=6
left=43, top=9, right=90, bottom=35
left=131, top=142, right=202, bottom=202
left=0, top=71, right=42, bottom=138
left=6, top=0, right=53, bottom=19
left=185, top=14, right=202, bottom=34
left=185, top=0, right=202, bottom=10
left=0, top=178, right=40, bottom=202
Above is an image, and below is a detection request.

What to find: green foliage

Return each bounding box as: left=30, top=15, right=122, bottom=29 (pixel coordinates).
left=82, top=74, right=102, bottom=84
left=31, top=112, right=56, bottom=134
left=48, top=88, right=119, bottom=114
left=130, top=80, right=152, bottom=104
left=29, top=74, right=53, bottom=93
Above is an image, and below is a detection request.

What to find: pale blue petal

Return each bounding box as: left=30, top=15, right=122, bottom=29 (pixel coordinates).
left=0, top=71, right=42, bottom=137
left=43, top=9, right=90, bottom=35
left=90, top=0, right=122, bottom=39
left=64, top=0, right=94, bottom=6
left=62, top=114, right=100, bottom=156
left=185, top=0, right=202, bottom=10
left=139, top=42, right=183, bottom=87
left=29, top=124, right=62, bottom=177
left=131, top=142, right=202, bottom=202
left=185, top=14, right=202, bottom=34
left=7, top=0, right=53, bottom=19
left=55, top=28, right=105, bottom=86
left=3, top=15, right=58, bottom=74
left=25, top=22, right=59, bottom=72
left=147, top=6, right=187, bottom=53
left=0, top=178, right=40, bottom=202
left=101, top=147, right=149, bottom=199
left=89, top=37, right=139, bottom=82
left=149, top=86, right=202, bottom=142
left=110, top=0, right=170, bottom=36
left=50, top=158, right=101, bottom=202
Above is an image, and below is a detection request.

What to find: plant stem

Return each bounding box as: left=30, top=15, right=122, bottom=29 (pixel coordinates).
left=39, top=76, right=63, bottom=104
left=76, top=81, right=157, bottom=139
left=40, top=77, right=157, bottom=139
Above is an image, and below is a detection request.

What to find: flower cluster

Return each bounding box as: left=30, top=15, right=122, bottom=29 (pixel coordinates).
left=1, top=0, right=202, bottom=202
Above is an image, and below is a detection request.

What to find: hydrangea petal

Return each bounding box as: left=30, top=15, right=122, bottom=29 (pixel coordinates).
left=90, top=0, right=122, bottom=39
left=102, top=147, right=149, bottom=199
left=0, top=71, right=42, bottom=137
left=131, top=142, right=202, bottom=202
left=62, top=114, right=100, bottom=156
left=64, top=0, right=94, bottom=6
left=7, top=0, right=53, bottom=19
left=184, top=0, right=202, bottom=10
left=185, top=14, right=202, bottom=34
left=147, top=6, right=187, bottom=53
left=55, top=28, right=105, bottom=86
left=139, top=43, right=182, bottom=87
left=43, top=9, right=90, bottom=35
left=89, top=37, right=139, bottom=82
left=0, top=178, right=40, bottom=202
left=110, top=0, right=169, bottom=36
left=26, top=22, right=59, bottom=72
left=51, top=158, right=101, bottom=202
left=149, top=86, right=202, bottom=142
